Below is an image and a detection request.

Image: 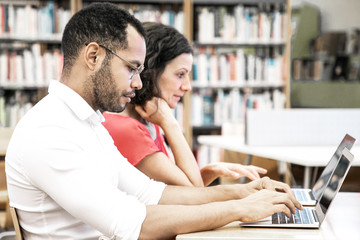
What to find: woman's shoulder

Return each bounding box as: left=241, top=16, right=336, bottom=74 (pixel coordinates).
left=102, top=112, right=149, bottom=134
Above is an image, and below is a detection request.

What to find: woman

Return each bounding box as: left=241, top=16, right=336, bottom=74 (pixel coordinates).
left=102, top=22, right=267, bottom=186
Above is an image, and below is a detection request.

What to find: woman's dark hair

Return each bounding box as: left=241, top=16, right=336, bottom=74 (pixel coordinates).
left=61, top=2, right=145, bottom=77
left=132, top=22, right=193, bottom=106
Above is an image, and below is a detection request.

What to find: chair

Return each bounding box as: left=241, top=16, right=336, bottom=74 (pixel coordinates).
left=0, top=231, right=16, bottom=240
left=0, top=200, right=16, bottom=240
left=9, top=208, right=22, bottom=240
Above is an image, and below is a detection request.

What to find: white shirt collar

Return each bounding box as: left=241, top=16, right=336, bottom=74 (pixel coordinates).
left=48, top=80, right=105, bottom=124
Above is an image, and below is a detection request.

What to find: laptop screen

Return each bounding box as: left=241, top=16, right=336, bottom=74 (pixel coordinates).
left=319, top=149, right=352, bottom=216
left=312, top=134, right=355, bottom=199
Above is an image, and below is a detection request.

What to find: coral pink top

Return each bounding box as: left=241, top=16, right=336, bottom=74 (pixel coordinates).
left=102, top=112, right=168, bottom=166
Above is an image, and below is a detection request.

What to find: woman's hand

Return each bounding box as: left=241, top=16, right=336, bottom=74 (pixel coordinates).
left=135, top=97, right=177, bottom=127
left=200, top=162, right=267, bottom=186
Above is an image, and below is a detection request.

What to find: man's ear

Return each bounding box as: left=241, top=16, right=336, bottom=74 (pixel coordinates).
left=84, top=42, right=105, bottom=71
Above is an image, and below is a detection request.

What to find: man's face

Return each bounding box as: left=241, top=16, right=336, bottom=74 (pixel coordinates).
left=91, top=26, right=146, bottom=112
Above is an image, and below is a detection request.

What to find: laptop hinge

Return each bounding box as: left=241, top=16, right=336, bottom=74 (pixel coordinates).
left=312, top=209, right=319, bottom=223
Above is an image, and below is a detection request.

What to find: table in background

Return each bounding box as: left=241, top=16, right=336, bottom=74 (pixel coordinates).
left=197, top=135, right=360, bottom=188
left=176, top=192, right=360, bottom=240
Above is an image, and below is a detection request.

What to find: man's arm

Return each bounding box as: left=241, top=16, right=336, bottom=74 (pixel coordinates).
left=140, top=188, right=300, bottom=239
left=159, top=176, right=299, bottom=205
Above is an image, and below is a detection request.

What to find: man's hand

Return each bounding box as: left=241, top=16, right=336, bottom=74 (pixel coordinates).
left=238, top=177, right=303, bottom=212
left=237, top=189, right=302, bottom=222
left=247, top=176, right=294, bottom=194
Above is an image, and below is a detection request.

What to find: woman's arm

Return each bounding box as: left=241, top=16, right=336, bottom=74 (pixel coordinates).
left=200, top=162, right=268, bottom=186
left=135, top=97, right=204, bottom=187
left=136, top=151, right=196, bottom=186
left=136, top=97, right=268, bottom=187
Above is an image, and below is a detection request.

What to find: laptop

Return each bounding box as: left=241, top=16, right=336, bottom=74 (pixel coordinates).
left=292, top=133, right=356, bottom=205
left=240, top=147, right=354, bottom=228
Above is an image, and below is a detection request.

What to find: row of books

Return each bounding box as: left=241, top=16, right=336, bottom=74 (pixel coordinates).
left=0, top=1, right=70, bottom=37
left=311, top=32, right=347, bottom=55
left=0, top=84, right=286, bottom=129
left=310, top=30, right=360, bottom=56
left=114, top=3, right=184, bottom=34
left=192, top=88, right=286, bottom=127
left=292, top=56, right=360, bottom=81
left=0, top=91, right=35, bottom=128
left=0, top=90, right=186, bottom=130
left=196, top=4, right=287, bottom=43
left=193, top=47, right=285, bottom=86
left=0, top=43, right=63, bottom=87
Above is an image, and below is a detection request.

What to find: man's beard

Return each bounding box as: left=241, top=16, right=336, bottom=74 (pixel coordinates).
left=91, top=61, right=127, bottom=113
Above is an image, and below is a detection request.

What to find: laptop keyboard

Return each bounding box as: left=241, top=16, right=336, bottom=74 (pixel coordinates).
left=292, top=189, right=316, bottom=201
left=272, top=208, right=316, bottom=224
left=292, top=189, right=308, bottom=201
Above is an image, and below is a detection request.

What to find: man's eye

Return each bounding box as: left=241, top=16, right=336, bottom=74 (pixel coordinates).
left=128, top=66, right=135, bottom=72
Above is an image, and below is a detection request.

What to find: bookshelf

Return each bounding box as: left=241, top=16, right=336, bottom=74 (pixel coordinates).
left=190, top=0, right=291, bottom=150
left=0, top=0, right=76, bottom=127
left=0, top=0, right=293, bottom=150
left=290, top=1, right=360, bottom=108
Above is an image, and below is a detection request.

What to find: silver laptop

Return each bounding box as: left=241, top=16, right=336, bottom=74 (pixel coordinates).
left=292, top=133, right=356, bottom=205
left=241, top=147, right=354, bottom=228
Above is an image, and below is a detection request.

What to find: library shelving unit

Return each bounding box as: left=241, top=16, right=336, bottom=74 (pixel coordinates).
left=0, top=0, right=293, bottom=150
left=291, top=54, right=360, bottom=108
left=0, top=0, right=79, bottom=127
left=290, top=3, right=360, bottom=108
left=189, top=0, right=292, bottom=150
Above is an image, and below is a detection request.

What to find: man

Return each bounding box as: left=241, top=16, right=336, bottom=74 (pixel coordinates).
left=5, top=3, right=302, bottom=240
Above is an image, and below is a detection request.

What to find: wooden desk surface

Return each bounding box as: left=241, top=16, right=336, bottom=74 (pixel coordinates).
left=176, top=192, right=360, bottom=240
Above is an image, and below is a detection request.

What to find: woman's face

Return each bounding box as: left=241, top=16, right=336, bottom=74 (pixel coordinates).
left=158, top=53, right=193, bottom=109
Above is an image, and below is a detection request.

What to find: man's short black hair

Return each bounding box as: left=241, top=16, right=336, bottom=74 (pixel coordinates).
left=61, top=2, right=145, bottom=76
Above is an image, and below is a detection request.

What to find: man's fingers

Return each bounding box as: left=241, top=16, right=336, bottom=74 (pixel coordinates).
left=261, top=178, right=300, bottom=207
left=274, top=204, right=292, bottom=218
left=272, top=191, right=301, bottom=215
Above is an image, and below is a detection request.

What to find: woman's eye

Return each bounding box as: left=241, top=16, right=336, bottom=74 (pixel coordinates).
left=178, top=72, right=185, bottom=78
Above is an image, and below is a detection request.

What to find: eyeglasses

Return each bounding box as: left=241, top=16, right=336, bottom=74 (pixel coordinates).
left=85, top=43, right=144, bottom=81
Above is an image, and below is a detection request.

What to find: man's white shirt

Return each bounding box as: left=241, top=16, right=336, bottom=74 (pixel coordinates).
left=5, top=80, right=166, bottom=240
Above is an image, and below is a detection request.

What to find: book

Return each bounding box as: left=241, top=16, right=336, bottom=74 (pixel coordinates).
left=348, top=56, right=360, bottom=81
left=331, top=56, right=349, bottom=80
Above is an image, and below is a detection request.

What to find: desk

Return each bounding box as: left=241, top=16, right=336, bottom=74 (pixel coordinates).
left=197, top=135, right=360, bottom=188
left=176, top=192, right=360, bottom=240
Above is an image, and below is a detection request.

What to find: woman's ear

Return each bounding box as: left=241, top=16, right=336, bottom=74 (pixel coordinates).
left=84, top=43, right=105, bottom=71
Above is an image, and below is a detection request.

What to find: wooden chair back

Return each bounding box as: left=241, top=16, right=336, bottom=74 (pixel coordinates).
left=9, top=207, right=23, bottom=240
